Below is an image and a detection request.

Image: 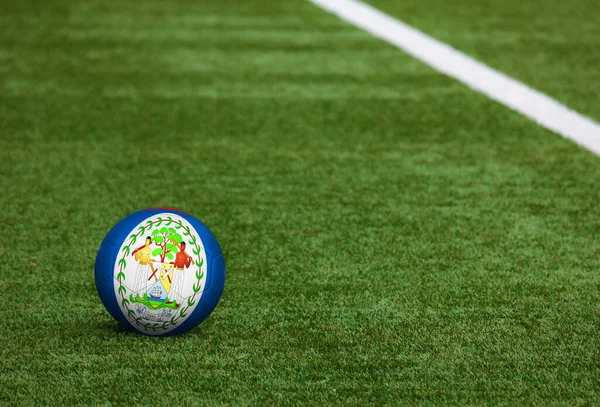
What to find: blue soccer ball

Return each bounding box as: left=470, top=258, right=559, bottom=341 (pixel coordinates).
left=95, top=208, right=225, bottom=336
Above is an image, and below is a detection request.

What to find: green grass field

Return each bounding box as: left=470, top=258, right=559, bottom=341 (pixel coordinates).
left=1, top=0, right=599, bottom=405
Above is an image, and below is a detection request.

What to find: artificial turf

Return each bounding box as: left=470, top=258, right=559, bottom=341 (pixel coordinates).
left=365, top=0, right=600, bottom=122
left=1, top=0, right=600, bottom=405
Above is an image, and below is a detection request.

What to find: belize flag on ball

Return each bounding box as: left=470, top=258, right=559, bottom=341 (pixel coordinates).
left=95, top=208, right=225, bottom=336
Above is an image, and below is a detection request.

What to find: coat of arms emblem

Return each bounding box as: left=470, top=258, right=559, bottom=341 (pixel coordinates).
left=113, top=213, right=207, bottom=334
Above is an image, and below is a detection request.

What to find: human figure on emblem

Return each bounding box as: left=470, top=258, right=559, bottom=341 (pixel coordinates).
left=169, top=241, right=194, bottom=306
left=131, top=236, right=154, bottom=297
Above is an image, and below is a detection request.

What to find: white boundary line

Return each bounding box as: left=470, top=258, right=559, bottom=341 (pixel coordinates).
left=309, top=0, right=600, bottom=156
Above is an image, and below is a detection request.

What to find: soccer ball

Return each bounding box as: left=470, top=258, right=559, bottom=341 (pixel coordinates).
left=95, top=208, right=225, bottom=336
